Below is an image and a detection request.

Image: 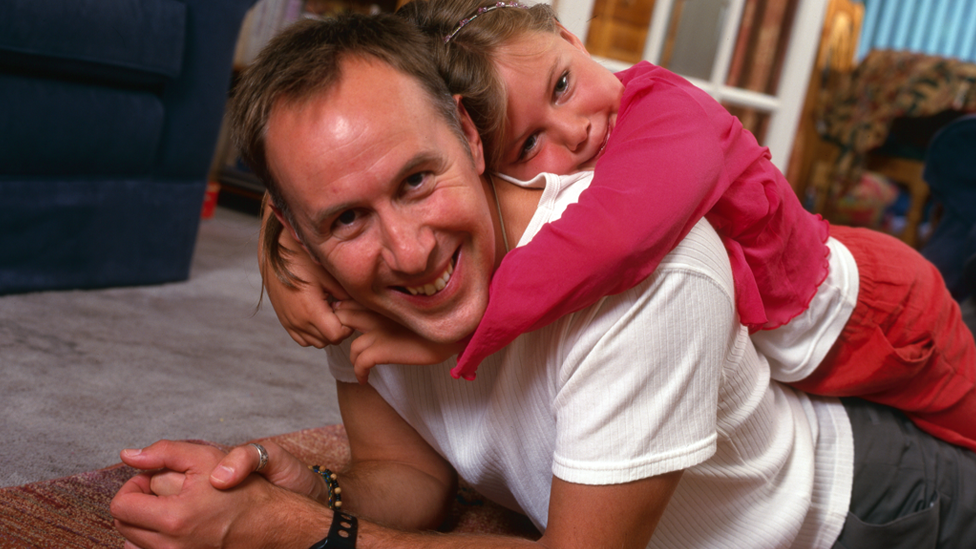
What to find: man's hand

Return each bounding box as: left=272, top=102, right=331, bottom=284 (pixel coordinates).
left=112, top=438, right=679, bottom=549
left=208, top=441, right=329, bottom=503
left=149, top=469, right=185, bottom=496
left=112, top=440, right=331, bottom=549
left=332, top=300, right=463, bottom=383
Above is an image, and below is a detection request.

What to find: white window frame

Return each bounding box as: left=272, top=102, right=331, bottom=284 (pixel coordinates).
left=554, top=0, right=828, bottom=170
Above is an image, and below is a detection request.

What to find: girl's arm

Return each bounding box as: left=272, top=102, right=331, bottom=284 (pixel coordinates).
left=332, top=300, right=463, bottom=383
left=452, top=63, right=829, bottom=380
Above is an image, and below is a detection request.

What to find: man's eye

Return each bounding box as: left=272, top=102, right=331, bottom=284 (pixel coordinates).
left=555, top=72, right=569, bottom=95
left=336, top=210, right=357, bottom=226
left=404, top=172, right=426, bottom=188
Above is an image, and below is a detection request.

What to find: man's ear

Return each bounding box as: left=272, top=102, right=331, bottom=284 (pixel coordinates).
left=454, top=95, right=486, bottom=175
left=556, top=22, right=589, bottom=56
left=270, top=203, right=323, bottom=266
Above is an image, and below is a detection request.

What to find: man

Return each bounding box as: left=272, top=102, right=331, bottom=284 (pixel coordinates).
left=111, top=14, right=976, bottom=549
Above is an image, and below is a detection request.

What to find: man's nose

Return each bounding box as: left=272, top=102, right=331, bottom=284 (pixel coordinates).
left=379, top=213, right=435, bottom=275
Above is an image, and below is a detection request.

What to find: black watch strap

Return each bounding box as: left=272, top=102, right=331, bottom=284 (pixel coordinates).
left=309, top=511, right=358, bottom=549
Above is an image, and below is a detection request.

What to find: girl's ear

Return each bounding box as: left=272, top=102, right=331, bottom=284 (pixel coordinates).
left=454, top=95, right=486, bottom=175
left=556, top=22, right=589, bottom=56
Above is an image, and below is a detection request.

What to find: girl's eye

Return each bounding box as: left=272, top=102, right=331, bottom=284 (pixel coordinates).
left=554, top=72, right=569, bottom=95
left=519, top=134, right=539, bottom=161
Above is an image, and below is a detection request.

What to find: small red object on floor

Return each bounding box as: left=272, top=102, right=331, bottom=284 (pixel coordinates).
left=201, top=181, right=220, bottom=219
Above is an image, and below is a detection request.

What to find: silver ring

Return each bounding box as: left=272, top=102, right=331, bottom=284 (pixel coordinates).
left=249, top=443, right=269, bottom=472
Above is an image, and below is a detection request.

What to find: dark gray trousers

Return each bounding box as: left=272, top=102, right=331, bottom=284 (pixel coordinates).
left=832, top=398, right=976, bottom=548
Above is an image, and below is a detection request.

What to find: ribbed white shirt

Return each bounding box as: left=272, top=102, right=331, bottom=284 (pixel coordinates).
left=328, top=172, right=853, bottom=548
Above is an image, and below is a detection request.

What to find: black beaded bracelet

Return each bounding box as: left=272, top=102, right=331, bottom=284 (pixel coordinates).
left=309, top=465, right=342, bottom=510
left=309, top=511, right=358, bottom=549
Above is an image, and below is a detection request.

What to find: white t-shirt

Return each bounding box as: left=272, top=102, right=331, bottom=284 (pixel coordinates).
left=753, top=237, right=859, bottom=382
left=328, top=172, right=854, bottom=548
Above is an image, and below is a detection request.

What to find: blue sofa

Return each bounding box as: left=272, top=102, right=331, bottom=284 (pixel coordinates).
left=0, top=0, right=258, bottom=294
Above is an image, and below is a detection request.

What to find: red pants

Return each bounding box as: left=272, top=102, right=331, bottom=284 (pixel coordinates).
left=792, top=225, right=976, bottom=452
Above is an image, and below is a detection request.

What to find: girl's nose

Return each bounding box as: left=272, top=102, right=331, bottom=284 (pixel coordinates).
left=554, top=113, right=590, bottom=152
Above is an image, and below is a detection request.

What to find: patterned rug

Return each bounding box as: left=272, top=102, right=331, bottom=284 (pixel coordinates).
left=0, top=425, right=538, bottom=548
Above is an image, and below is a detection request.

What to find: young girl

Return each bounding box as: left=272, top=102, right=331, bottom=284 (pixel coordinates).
left=261, top=0, right=976, bottom=452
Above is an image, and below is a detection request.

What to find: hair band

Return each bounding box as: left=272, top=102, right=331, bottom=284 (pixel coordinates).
left=443, top=1, right=527, bottom=43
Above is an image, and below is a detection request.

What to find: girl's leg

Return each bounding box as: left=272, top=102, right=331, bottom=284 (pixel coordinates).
left=793, top=225, right=976, bottom=452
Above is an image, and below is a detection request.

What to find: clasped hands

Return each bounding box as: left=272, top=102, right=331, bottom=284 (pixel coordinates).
left=111, top=440, right=331, bottom=549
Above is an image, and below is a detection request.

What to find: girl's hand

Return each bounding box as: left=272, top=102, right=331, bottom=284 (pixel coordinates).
left=263, top=255, right=353, bottom=348
left=259, top=200, right=353, bottom=348
left=332, top=300, right=464, bottom=383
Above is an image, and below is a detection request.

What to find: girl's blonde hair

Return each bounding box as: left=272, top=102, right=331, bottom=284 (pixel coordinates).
left=396, top=0, right=558, bottom=171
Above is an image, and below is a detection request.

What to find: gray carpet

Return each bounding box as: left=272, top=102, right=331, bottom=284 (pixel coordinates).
left=4, top=207, right=974, bottom=490
left=0, top=207, right=341, bottom=488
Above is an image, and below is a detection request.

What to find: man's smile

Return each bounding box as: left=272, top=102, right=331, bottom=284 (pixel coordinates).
left=400, top=253, right=457, bottom=296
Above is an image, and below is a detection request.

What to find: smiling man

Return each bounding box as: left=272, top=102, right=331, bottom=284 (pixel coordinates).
left=262, top=54, right=500, bottom=345
left=110, top=12, right=976, bottom=549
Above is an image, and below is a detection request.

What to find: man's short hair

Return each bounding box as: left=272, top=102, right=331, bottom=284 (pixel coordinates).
left=229, top=13, right=460, bottom=230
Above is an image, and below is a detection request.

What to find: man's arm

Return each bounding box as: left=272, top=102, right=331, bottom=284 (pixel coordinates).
left=113, top=439, right=681, bottom=549
left=351, top=473, right=681, bottom=549
left=336, top=380, right=682, bottom=548
left=334, top=380, right=458, bottom=530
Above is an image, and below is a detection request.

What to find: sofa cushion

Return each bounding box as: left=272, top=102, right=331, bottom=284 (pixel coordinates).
left=0, top=74, right=164, bottom=176
left=0, top=177, right=206, bottom=293
left=0, top=0, right=186, bottom=86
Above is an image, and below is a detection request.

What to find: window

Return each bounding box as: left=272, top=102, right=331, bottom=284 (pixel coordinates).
left=555, top=0, right=829, bottom=170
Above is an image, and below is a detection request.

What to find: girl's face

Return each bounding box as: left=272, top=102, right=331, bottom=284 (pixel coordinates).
left=493, top=27, right=624, bottom=181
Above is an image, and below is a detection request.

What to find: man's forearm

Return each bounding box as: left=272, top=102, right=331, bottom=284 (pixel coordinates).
left=354, top=521, right=540, bottom=549
left=337, top=460, right=457, bottom=532
left=291, top=498, right=541, bottom=549
left=335, top=381, right=460, bottom=531
left=273, top=482, right=542, bottom=549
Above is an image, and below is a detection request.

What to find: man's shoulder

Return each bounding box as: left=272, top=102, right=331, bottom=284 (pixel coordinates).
left=656, top=220, right=735, bottom=297
left=539, top=220, right=737, bottom=358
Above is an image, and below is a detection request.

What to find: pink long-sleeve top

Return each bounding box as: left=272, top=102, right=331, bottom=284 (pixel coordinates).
left=451, top=62, right=830, bottom=380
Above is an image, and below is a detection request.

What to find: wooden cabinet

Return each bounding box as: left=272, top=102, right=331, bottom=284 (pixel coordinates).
left=585, top=0, right=656, bottom=65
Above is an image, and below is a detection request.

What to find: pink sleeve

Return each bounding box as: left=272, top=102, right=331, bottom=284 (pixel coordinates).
left=451, top=64, right=735, bottom=380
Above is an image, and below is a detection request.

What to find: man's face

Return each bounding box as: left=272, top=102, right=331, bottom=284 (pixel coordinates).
left=266, top=57, right=501, bottom=344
